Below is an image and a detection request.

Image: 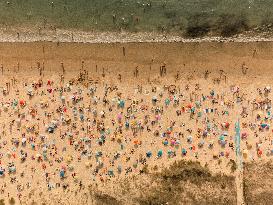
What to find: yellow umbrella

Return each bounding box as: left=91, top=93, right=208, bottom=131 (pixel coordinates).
left=85, top=161, right=91, bottom=168
left=243, top=149, right=248, bottom=159
left=116, top=134, right=123, bottom=143
left=66, top=155, right=73, bottom=163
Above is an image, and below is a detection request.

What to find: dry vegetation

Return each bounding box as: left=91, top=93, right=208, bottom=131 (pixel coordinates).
left=90, top=160, right=237, bottom=205
left=135, top=160, right=236, bottom=205
left=243, top=160, right=273, bottom=205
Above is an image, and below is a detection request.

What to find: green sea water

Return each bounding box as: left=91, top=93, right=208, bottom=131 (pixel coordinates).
left=0, top=0, right=273, bottom=36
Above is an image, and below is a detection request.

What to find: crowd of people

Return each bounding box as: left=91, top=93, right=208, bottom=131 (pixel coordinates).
left=0, top=65, right=272, bottom=202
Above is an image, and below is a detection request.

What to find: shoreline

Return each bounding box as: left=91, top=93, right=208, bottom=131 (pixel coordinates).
left=1, top=27, right=273, bottom=43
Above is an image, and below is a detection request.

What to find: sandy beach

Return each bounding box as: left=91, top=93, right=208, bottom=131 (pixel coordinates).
left=0, top=41, right=272, bottom=205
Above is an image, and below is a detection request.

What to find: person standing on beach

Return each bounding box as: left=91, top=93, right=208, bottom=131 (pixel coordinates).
left=134, top=66, right=139, bottom=78
left=37, top=62, right=42, bottom=76
left=241, top=63, right=248, bottom=75
left=60, top=75, right=64, bottom=83
left=204, top=70, right=210, bottom=79
left=81, top=61, right=85, bottom=70
left=160, top=62, right=166, bottom=77
left=253, top=48, right=257, bottom=57
left=123, top=47, right=126, bottom=56
left=118, top=74, right=122, bottom=82
left=61, top=62, right=65, bottom=74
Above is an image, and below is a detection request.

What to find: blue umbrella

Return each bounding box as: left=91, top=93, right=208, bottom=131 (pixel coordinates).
left=0, top=168, right=4, bottom=176
left=118, top=100, right=125, bottom=108
left=182, top=148, right=187, bottom=155
left=60, top=170, right=65, bottom=178
left=146, top=151, right=152, bottom=158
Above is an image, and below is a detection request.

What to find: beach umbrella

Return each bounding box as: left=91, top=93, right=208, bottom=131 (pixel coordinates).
left=133, top=139, right=141, bottom=145
left=85, top=161, right=91, bottom=168
left=6, top=151, right=11, bottom=158
left=167, top=150, right=173, bottom=156
left=195, top=101, right=201, bottom=108
left=152, top=96, right=157, bottom=104
left=202, top=130, right=208, bottom=137
left=68, top=164, right=74, bottom=171
left=186, top=104, right=192, bottom=109
left=118, top=100, right=125, bottom=108
left=198, top=140, right=205, bottom=148
left=222, top=131, right=228, bottom=136
left=165, top=98, right=170, bottom=106
left=16, top=118, right=21, bottom=126
left=9, top=166, right=16, bottom=173
left=170, top=139, right=176, bottom=146
left=19, top=99, right=26, bottom=106
left=3, top=104, right=8, bottom=111
left=163, top=139, right=168, bottom=146
left=125, top=121, right=130, bottom=128
left=241, top=132, right=248, bottom=139
left=220, top=140, right=226, bottom=146
left=225, top=151, right=230, bottom=158
left=80, top=114, right=84, bottom=121
left=108, top=169, right=114, bottom=177
left=210, top=90, right=215, bottom=96
left=61, top=96, right=66, bottom=102
left=95, top=151, right=102, bottom=157
left=155, top=114, right=161, bottom=121
left=157, top=150, right=163, bottom=157
left=117, top=165, right=122, bottom=173
left=66, top=155, right=73, bottom=163
left=0, top=168, right=4, bottom=176
left=60, top=170, right=65, bottom=178
left=117, top=113, right=122, bottom=120
left=187, top=136, right=193, bottom=143
left=208, top=140, right=214, bottom=149
left=21, top=138, right=26, bottom=144
left=243, top=149, right=248, bottom=159
left=219, top=135, right=225, bottom=141
left=42, top=146, right=47, bottom=152
left=256, top=112, right=263, bottom=119
left=257, top=149, right=263, bottom=157
left=175, top=140, right=180, bottom=147
left=222, top=122, right=230, bottom=129
left=47, top=126, right=54, bottom=133
left=146, top=151, right=152, bottom=158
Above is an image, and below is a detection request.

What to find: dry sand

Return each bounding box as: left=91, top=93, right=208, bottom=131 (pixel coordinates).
left=0, top=41, right=272, bottom=205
